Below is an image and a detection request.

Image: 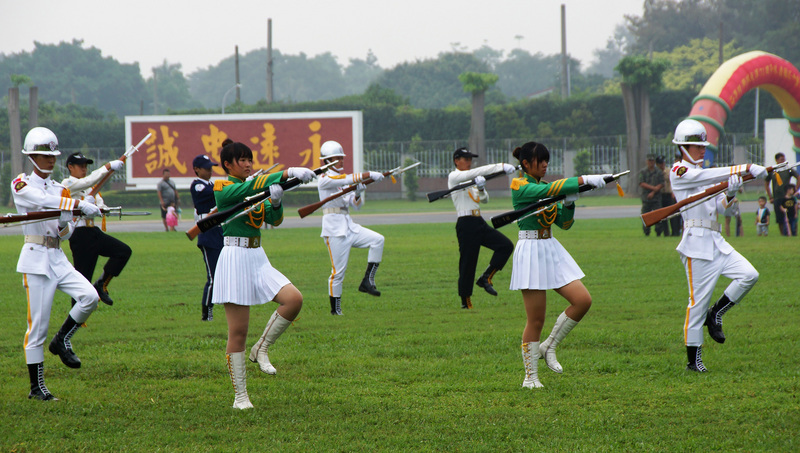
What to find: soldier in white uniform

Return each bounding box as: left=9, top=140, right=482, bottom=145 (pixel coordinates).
left=669, top=119, right=767, bottom=372
left=317, top=141, right=385, bottom=315
left=448, top=147, right=516, bottom=309
left=61, top=152, right=130, bottom=306
left=12, top=127, right=102, bottom=401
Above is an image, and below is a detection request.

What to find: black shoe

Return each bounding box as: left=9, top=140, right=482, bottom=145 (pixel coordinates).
left=48, top=337, right=81, bottom=369
left=94, top=279, right=113, bottom=306
left=358, top=280, right=381, bottom=297
left=28, top=387, right=58, bottom=401
left=686, top=363, right=708, bottom=372
left=330, top=296, right=343, bottom=315
left=476, top=276, right=498, bottom=296
left=705, top=311, right=726, bottom=344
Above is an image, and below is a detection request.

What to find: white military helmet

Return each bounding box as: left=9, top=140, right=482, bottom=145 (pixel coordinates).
left=22, top=127, right=61, bottom=155
left=672, top=119, right=710, bottom=147
left=320, top=140, right=345, bottom=160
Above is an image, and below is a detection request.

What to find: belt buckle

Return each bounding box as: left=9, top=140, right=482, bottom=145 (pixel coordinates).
left=250, top=237, right=260, bottom=248
left=540, top=229, right=551, bottom=239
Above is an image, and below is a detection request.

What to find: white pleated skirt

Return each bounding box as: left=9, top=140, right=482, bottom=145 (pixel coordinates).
left=509, top=237, right=585, bottom=290
left=211, top=245, right=291, bottom=306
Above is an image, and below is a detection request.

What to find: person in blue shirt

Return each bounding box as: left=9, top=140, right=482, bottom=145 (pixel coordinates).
left=190, top=153, right=224, bottom=321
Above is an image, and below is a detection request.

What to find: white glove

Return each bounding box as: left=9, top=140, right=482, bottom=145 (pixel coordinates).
left=287, top=167, right=316, bottom=183
left=355, top=183, right=367, bottom=198
left=474, top=175, right=486, bottom=190
left=79, top=200, right=101, bottom=217
left=727, top=174, right=743, bottom=197
left=269, top=184, right=284, bottom=208
left=368, top=171, right=384, bottom=182
left=582, top=174, right=609, bottom=189
left=563, top=193, right=579, bottom=206
left=503, top=164, right=517, bottom=175
left=58, top=210, right=73, bottom=229
left=108, top=160, right=124, bottom=171
left=83, top=195, right=96, bottom=206
left=749, top=164, right=767, bottom=180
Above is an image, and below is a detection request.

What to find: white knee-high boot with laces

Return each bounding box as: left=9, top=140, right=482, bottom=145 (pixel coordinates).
left=538, top=311, right=579, bottom=374
left=226, top=351, right=253, bottom=410
left=521, top=342, right=543, bottom=389
left=249, top=310, right=291, bottom=374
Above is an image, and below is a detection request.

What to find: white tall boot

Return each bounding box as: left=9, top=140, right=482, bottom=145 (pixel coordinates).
left=521, top=342, right=543, bottom=389
left=249, top=310, right=291, bottom=374
left=226, top=351, right=253, bottom=410
left=538, top=311, right=579, bottom=374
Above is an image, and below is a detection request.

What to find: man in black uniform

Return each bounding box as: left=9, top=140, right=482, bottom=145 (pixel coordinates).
left=190, top=154, right=224, bottom=321
left=62, top=152, right=132, bottom=306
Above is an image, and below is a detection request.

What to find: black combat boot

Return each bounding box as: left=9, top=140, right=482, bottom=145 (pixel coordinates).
left=94, top=271, right=114, bottom=306
left=358, top=262, right=381, bottom=297
left=476, top=266, right=498, bottom=296
left=330, top=296, right=343, bottom=315
left=28, top=362, right=58, bottom=401
left=48, top=315, right=82, bottom=369
left=686, top=346, right=708, bottom=372
left=705, top=294, right=735, bottom=344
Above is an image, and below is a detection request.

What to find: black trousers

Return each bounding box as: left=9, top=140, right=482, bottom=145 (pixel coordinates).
left=68, top=226, right=132, bottom=282
left=455, top=216, right=513, bottom=297
left=199, top=245, right=221, bottom=315
left=773, top=200, right=788, bottom=235
left=641, top=199, right=662, bottom=236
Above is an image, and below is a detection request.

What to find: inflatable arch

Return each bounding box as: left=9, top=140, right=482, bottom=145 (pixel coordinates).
left=687, top=51, right=800, bottom=166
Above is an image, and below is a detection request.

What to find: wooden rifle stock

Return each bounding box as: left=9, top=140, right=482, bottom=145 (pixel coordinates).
left=491, top=172, right=628, bottom=229
left=426, top=168, right=510, bottom=202
left=297, top=170, right=390, bottom=219
left=189, top=164, right=331, bottom=238
left=1, top=209, right=83, bottom=224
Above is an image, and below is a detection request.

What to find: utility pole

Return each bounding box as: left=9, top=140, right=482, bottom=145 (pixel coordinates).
left=560, top=4, right=569, bottom=99
left=267, top=18, right=274, bottom=103
left=235, top=45, right=241, bottom=103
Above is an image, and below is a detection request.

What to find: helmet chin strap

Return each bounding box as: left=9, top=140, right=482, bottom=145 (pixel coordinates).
left=28, top=156, right=54, bottom=174
left=680, top=145, right=703, bottom=165
left=325, top=158, right=344, bottom=173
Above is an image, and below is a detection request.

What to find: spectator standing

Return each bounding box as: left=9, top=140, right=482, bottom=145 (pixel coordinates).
left=764, top=152, right=799, bottom=236
left=157, top=169, right=179, bottom=232
left=755, top=196, right=770, bottom=236
left=638, top=155, right=664, bottom=236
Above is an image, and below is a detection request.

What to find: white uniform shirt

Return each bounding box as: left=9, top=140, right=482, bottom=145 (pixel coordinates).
left=447, top=164, right=505, bottom=213
left=62, top=166, right=110, bottom=227
left=317, top=169, right=366, bottom=237
left=670, top=160, right=749, bottom=260
left=12, top=172, right=79, bottom=276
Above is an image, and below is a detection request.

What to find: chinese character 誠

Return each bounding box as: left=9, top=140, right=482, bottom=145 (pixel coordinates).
left=145, top=125, right=187, bottom=174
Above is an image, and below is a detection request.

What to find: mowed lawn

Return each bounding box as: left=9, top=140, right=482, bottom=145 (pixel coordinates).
left=0, top=216, right=797, bottom=452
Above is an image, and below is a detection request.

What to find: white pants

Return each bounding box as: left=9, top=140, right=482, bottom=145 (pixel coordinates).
left=681, top=248, right=758, bottom=346
left=22, top=271, right=98, bottom=364
left=324, top=228, right=384, bottom=297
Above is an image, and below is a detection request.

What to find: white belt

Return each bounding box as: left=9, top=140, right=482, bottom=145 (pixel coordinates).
left=224, top=236, right=262, bottom=248
left=684, top=219, right=721, bottom=232
left=323, top=207, right=349, bottom=215
left=518, top=228, right=552, bottom=240
left=457, top=209, right=481, bottom=217
left=24, top=235, right=61, bottom=249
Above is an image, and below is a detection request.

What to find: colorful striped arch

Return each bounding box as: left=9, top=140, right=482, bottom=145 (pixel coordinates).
left=687, top=51, right=800, bottom=165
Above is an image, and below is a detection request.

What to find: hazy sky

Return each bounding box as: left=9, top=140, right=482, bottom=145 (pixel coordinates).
left=2, top=0, right=644, bottom=77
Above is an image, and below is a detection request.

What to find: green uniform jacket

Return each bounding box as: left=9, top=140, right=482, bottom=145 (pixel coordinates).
left=213, top=172, right=284, bottom=238
left=510, top=174, right=579, bottom=231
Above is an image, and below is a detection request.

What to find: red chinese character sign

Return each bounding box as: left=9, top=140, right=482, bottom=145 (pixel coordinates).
left=124, top=111, right=363, bottom=190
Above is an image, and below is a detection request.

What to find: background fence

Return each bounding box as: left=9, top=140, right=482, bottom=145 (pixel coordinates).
left=0, top=134, right=765, bottom=204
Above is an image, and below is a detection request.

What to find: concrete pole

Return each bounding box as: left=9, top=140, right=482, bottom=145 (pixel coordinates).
left=560, top=4, right=568, bottom=99
left=267, top=18, right=274, bottom=103
left=235, top=45, right=241, bottom=103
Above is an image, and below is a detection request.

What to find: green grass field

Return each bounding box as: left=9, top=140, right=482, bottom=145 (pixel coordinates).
left=1, top=216, right=798, bottom=452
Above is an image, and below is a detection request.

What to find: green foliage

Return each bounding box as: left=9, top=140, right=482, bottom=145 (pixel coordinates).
left=402, top=156, right=419, bottom=201
left=147, top=61, right=202, bottom=114
left=9, top=74, right=32, bottom=87
left=616, top=55, right=671, bottom=92
left=458, top=72, right=499, bottom=94
left=573, top=149, right=592, bottom=175
left=0, top=218, right=797, bottom=451
left=655, top=38, right=744, bottom=91
left=376, top=52, right=489, bottom=108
